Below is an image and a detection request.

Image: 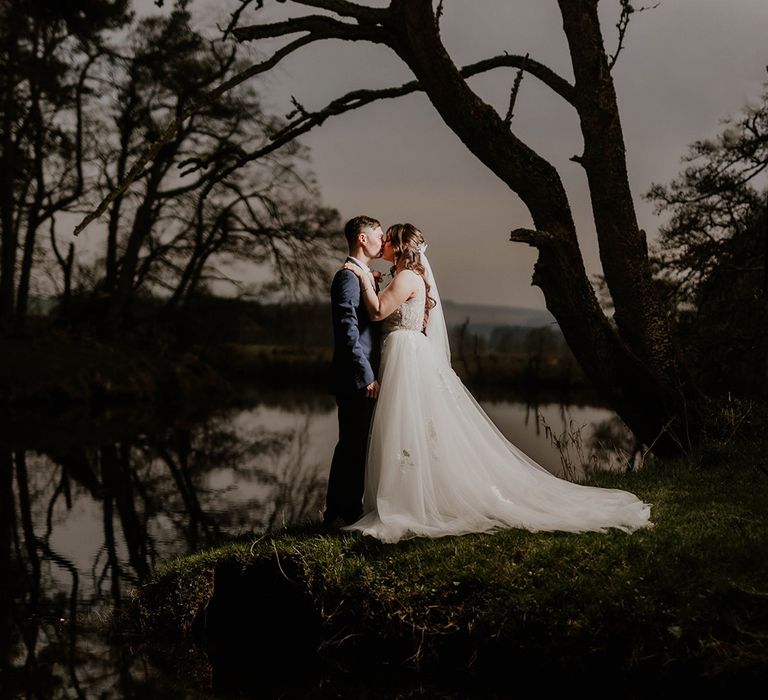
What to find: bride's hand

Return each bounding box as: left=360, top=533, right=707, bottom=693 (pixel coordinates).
left=343, top=262, right=365, bottom=279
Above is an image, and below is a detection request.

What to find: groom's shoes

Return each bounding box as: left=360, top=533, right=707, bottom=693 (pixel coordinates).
left=323, top=516, right=348, bottom=532
left=323, top=515, right=355, bottom=533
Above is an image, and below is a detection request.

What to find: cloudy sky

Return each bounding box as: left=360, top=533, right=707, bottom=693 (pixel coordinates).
left=132, top=0, right=768, bottom=310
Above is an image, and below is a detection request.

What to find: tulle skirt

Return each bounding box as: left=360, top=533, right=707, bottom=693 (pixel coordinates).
left=342, top=329, right=653, bottom=543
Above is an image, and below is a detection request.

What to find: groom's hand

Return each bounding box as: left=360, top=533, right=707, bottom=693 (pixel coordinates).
left=365, top=380, right=380, bottom=399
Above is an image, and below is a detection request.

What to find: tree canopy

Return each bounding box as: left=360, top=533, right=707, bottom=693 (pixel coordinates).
left=646, top=81, right=768, bottom=399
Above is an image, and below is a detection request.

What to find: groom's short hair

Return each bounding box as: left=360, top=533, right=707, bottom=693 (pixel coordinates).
left=344, top=215, right=380, bottom=251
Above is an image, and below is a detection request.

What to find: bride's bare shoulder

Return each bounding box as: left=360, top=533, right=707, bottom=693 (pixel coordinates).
left=393, top=269, right=423, bottom=301
left=396, top=268, right=422, bottom=284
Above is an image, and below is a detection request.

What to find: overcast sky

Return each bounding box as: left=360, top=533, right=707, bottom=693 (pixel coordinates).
left=131, top=0, right=768, bottom=310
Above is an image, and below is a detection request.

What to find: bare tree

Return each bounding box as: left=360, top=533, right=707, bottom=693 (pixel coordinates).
left=225, top=0, right=703, bottom=458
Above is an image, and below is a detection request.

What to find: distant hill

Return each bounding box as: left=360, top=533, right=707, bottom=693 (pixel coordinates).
left=442, top=300, right=557, bottom=334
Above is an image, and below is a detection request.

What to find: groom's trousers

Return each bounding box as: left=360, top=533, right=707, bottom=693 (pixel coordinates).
left=324, top=392, right=375, bottom=524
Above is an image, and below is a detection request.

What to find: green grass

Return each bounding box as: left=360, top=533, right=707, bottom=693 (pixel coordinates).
left=125, top=436, right=768, bottom=683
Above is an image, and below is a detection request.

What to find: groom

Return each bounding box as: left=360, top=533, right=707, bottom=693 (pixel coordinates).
left=323, top=215, right=384, bottom=530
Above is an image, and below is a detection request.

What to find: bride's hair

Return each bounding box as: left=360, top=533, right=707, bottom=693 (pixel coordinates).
left=387, top=223, right=436, bottom=332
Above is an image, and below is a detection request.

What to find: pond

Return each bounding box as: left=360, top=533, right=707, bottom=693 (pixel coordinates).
left=1, top=383, right=635, bottom=698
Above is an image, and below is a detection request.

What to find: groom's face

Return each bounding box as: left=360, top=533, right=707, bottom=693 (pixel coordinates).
left=361, top=225, right=384, bottom=259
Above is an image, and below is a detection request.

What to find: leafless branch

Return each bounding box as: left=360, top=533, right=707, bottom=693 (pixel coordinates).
left=287, top=95, right=310, bottom=120
left=220, top=1, right=264, bottom=40
left=47, top=201, right=66, bottom=268
left=504, top=52, right=528, bottom=126
left=608, top=1, right=661, bottom=71
left=435, top=0, right=445, bottom=29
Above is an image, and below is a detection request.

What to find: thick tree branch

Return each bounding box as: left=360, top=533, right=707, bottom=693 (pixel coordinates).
left=466, top=53, right=575, bottom=106
left=232, top=14, right=385, bottom=43
left=286, top=0, right=388, bottom=23
left=509, top=227, right=560, bottom=248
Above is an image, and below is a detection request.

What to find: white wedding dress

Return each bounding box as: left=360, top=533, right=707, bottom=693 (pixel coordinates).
left=342, top=251, right=653, bottom=543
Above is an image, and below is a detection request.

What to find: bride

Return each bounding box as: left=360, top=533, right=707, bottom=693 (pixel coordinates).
left=340, top=223, right=652, bottom=543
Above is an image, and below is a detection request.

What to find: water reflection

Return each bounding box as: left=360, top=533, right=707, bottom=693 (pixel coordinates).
left=1, top=387, right=633, bottom=698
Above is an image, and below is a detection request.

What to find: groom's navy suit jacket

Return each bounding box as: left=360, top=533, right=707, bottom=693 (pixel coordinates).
left=330, top=257, right=381, bottom=398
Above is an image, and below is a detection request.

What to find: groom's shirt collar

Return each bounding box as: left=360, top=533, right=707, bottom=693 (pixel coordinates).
left=346, top=255, right=371, bottom=273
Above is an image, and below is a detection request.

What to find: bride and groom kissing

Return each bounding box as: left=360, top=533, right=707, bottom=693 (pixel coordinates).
left=323, top=216, right=653, bottom=544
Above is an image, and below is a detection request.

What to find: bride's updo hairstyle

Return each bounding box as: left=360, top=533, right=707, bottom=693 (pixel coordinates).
left=387, top=223, right=436, bottom=332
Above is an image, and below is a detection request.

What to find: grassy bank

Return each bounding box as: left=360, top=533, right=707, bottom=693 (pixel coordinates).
left=0, top=325, right=232, bottom=410
left=125, top=431, right=768, bottom=688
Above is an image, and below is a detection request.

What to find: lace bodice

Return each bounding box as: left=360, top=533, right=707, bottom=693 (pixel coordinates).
left=383, top=273, right=426, bottom=335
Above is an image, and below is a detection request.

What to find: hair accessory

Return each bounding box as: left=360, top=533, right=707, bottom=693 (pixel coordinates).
left=417, top=242, right=428, bottom=254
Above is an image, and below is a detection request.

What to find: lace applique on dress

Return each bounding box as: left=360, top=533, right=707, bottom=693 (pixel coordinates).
left=436, top=363, right=459, bottom=398
left=426, top=419, right=439, bottom=463
left=383, top=274, right=426, bottom=336
left=397, top=449, right=415, bottom=474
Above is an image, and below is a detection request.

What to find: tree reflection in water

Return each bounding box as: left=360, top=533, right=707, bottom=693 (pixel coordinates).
left=0, top=389, right=630, bottom=698
left=1, top=401, right=330, bottom=698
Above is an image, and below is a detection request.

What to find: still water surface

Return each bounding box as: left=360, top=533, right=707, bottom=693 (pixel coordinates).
left=2, top=385, right=633, bottom=698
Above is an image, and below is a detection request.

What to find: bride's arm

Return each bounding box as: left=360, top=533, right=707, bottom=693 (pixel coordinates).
left=344, top=265, right=418, bottom=321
